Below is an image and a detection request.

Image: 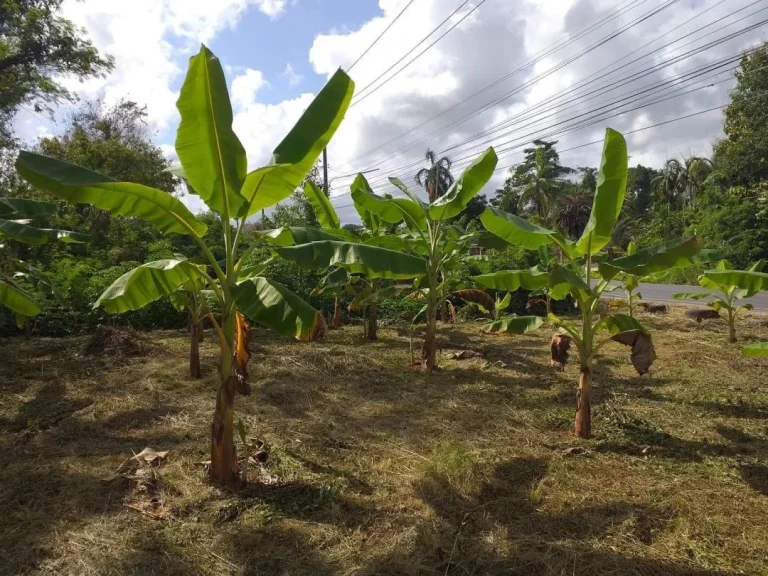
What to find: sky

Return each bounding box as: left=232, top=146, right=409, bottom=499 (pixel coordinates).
left=11, top=0, right=768, bottom=221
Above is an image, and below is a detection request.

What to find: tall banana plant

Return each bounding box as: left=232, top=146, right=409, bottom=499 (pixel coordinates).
left=0, top=197, right=87, bottom=325
left=15, top=45, right=355, bottom=483
left=169, top=279, right=217, bottom=379
left=473, top=128, right=705, bottom=438
left=272, top=148, right=547, bottom=370
left=673, top=260, right=767, bottom=342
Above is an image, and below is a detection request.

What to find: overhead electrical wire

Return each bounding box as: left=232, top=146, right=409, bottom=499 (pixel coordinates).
left=346, top=0, right=417, bottom=72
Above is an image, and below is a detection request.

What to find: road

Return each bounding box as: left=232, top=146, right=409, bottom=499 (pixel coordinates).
left=603, top=282, right=768, bottom=312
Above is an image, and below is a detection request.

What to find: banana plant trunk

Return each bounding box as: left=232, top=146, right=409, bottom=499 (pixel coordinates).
left=575, top=366, right=592, bottom=438
left=727, top=308, right=736, bottom=343
left=189, top=320, right=202, bottom=379
left=332, top=295, right=342, bottom=329
left=422, top=297, right=438, bottom=371
left=367, top=302, right=378, bottom=340
left=210, top=311, right=238, bottom=483
left=440, top=300, right=448, bottom=323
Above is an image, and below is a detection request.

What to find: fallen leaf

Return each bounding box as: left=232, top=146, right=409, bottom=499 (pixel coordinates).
left=562, top=446, right=588, bottom=456
left=452, top=349, right=486, bottom=360
left=116, top=447, right=169, bottom=474
left=610, top=329, right=656, bottom=375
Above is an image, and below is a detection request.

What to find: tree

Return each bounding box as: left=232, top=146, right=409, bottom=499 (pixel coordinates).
left=0, top=0, right=114, bottom=146
left=625, top=164, right=657, bottom=217
left=16, top=45, right=356, bottom=484
left=712, top=45, right=768, bottom=188
left=496, top=139, right=573, bottom=220
left=475, top=128, right=705, bottom=438
left=653, top=157, right=713, bottom=209
left=557, top=191, right=591, bottom=239
left=674, top=260, right=768, bottom=342
left=415, top=149, right=454, bottom=203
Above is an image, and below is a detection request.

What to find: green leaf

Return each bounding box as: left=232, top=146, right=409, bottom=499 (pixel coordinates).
left=259, top=226, right=348, bottom=247
left=234, top=277, right=325, bottom=340
left=0, top=198, right=57, bottom=218
left=175, top=45, right=247, bottom=218
left=16, top=152, right=207, bottom=237
left=599, top=313, right=649, bottom=335
left=303, top=181, right=340, bottom=230
left=350, top=187, right=426, bottom=232
left=483, top=315, right=544, bottom=334
left=42, top=229, right=90, bottom=243
left=429, top=147, right=498, bottom=220
left=549, top=264, right=590, bottom=293
left=0, top=219, right=50, bottom=245
left=479, top=206, right=570, bottom=252
left=574, top=128, right=627, bottom=255
left=472, top=268, right=550, bottom=291
left=169, top=290, right=189, bottom=312
left=275, top=241, right=427, bottom=280
left=743, top=342, right=768, bottom=357
left=242, top=69, right=354, bottom=216
left=672, top=291, right=711, bottom=300
left=312, top=266, right=350, bottom=295
left=95, top=259, right=207, bottom=314
left=0, top=279, right=42, bottom=316
left=599, top=237, right=703, bottom=280
left=388, top=177, right=427, bottom=208
left=702, top=269, right=768, bottom=296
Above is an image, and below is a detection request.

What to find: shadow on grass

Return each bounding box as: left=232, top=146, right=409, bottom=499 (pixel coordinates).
left=360, top=456, right=739, bottom=575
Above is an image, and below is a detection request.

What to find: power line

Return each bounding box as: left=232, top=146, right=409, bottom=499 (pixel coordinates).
left=358, top=8, right=767, bottom=188
left=339, top=0, right=650, bottom=168
left=346, top=0, right=417, bottom=72
left=350, top=0, right=483, bottom=106
left=328, top=103, right=731, bottom=213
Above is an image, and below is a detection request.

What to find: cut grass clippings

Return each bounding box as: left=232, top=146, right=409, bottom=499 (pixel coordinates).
left=0, top=306, right=767, bottom=575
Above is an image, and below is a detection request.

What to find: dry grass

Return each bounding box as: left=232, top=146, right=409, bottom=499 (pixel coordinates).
left=1, top=306, right=767, bottom=575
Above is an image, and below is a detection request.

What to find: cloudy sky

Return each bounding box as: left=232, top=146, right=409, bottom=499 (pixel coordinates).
left=12, top=0, right=768, bottom=221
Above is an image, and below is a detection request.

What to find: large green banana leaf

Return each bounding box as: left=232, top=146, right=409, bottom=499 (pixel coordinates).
left=472, top=268, right=550, bottom=291
left=95, top=259, right=207, bottom=314
left=175, top=45, right=247, bottom=218
left=672, top=291, right=711, bottom=301
left=428, top=147, right=497, bottom=220
left=303, top=181, right=340, bottom=230
left=702, top=269, right=768, bottom=296
left=260, top=227, right=349, bottom=247
left=597, top=313, right=649, bottom=334
left=274, top=241, right=427, bottom=279
left=388, top=177, right=428, bottom=208
left=598, top=237, right=705, bottom=280
left=743, top=342, right=768, bottom=357
left=483, top=315, right=544, bottom=334
left=15, top=152, right=207, bottom=237
left=0, top=278, right=41, bottom=316
left=242, top=69, right=354, bottom=216
left=351, top=186, right=427, bottom=232
left=479, top=206, right=570, bottom=252
left=0, top=198, right=57, bottom=218
left=574, top=128, right=627, bottom=256
left=0, top=218, right=89, bottom=245
left=312, top=266, right=350, bottom=295
left=234, top=277, right=325, bottom=340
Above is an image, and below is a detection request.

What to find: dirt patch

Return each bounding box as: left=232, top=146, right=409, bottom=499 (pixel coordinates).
left=84, top=325, right=165, bottom=359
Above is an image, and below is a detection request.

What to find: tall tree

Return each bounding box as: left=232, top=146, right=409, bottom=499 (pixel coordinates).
left=652, top=156, right=713, bottom=209
left=0, top=0, right=113, bottom=146
left=495, top=139, right=573, bottom=220
left=415, top=149, right=454, bottom=202
left=713, top=45, right=768, bottom=187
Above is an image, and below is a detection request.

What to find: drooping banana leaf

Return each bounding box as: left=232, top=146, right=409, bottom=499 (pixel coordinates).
left=0, top=278, right=41, bottom=316
left=598, top=237, right=705, bottom=280
left=259, top=226, right=348, bottom=247
left=15, top=152, right=207, bottom=237
left=303, top=180, right=340, bottom=230
left=234, top=277, right=325, bottom=340
left=274, top=241, right=427, bottom=280
left=472, top=268, right=550, bottom=291
left=95, top=259, right=207, bottom=314
left=479, top=206, right=571, bottom=253
left=702, top=268, right=768, bottom=297
left=0, top=198, right=57, bottom=218
left=483, top=315, right=544, bottom=334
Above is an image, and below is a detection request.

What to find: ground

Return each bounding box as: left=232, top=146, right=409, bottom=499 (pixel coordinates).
left=1, top=307, right=767, bottom=576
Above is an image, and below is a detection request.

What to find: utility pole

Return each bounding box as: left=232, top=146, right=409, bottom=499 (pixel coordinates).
left=323, top=147, right=329, bottom=198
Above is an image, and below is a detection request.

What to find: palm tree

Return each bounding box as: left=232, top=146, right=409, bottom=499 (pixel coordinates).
left=558, top=192, right=592, bottom=238
left=415, top=149, right=454, bottom=202
left=516, top=147, right=569, bottom=218
left=652, top=156, right=713, bottom=209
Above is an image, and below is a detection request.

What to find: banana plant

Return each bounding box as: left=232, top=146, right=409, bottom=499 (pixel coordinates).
left=0, top=197, right=87, bottom=326
left=473, top=128, right=705, bottom=438
left=459, top=290, right=546, bottom=335
left=16, top=45, right=357, bottom=483
left=673, top=260, right=767, bottom=342
left=169, top=279, right=217, bottom=379
left=615, top=240, right=642, bottom=316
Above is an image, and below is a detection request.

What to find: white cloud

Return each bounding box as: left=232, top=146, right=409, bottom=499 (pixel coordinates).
left=281, top=63, right=304, bottom=86
left=231, top=68, right=269, bottom=109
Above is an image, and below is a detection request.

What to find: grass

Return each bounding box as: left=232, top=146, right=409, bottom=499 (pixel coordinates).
left=1, top=306, right=767, bottom=575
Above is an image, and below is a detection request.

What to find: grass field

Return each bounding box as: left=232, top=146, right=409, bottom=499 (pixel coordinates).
left=1, top=307, right=767, bottom=575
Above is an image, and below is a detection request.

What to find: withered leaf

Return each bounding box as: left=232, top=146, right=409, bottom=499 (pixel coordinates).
left=234, top=312, right=252, bottom=396
left=453, top=289, right=494, bottom=311
left=550, top=333, right=571, bottom=370
left=610, top=329, right=656, bottom=375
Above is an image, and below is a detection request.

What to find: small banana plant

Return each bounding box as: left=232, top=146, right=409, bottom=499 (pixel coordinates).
left=674, top=260, right=768, bottom=342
